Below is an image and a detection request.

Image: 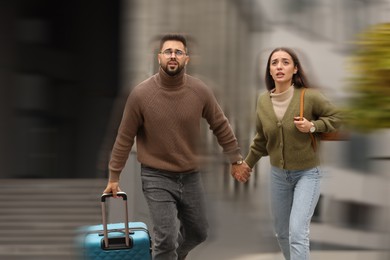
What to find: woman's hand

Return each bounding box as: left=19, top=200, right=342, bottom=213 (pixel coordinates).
left=293, top=116, right=312, bottom=133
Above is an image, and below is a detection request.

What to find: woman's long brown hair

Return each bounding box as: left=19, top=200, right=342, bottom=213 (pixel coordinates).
left=265, top=47, right=310, bottom=91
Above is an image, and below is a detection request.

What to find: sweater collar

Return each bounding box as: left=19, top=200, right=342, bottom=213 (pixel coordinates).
left=270, top=85, right=294, bottom=101
left=156, top=67, right=186, bottom=89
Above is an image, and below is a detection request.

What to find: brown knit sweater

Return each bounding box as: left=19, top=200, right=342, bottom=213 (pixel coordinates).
left=108, top=68, right=242, bottom=181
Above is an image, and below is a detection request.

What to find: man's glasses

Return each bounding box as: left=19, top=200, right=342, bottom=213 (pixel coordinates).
left=160, top=49, right=186, bottom=58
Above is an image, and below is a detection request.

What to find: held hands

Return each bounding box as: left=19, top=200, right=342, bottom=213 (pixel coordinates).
left=231, top=161, right=252, bottom=183
left=103, top=180, right=122, bottom=198
left=293, top=116, right=311, bottom=133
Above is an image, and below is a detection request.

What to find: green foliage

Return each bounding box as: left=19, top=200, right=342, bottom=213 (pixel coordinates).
left=346, top=23, right=390, bottom=132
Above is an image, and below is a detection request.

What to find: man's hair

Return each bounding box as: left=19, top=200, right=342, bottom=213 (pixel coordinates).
left=159, top=34, right=188, bottom=51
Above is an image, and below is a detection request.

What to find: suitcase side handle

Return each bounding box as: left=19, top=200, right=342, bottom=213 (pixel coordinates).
left=101, top=191, right=130, bottom=249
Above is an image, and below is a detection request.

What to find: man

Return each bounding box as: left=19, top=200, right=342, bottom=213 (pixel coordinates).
left=103, top=34, right=251, bottom=259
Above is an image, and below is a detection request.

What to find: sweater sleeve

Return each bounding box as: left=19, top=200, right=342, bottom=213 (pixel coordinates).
left=108, top=88, right=143, bottom=181
left=201, top=87, right=242, bottom=163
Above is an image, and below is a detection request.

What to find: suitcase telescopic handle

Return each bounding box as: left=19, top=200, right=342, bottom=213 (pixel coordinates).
left=101, top=192, right=127, bottom=202
left=101, top=191, right=130, bottom=249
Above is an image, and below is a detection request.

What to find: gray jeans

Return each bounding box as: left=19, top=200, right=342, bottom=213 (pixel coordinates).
left=141, top=166, right=208, bottom=260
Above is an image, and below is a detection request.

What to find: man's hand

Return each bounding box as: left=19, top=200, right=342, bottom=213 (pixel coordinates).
left=103, top=180, right=121, bottom=198
left=231, top=162, right=252, bottom=183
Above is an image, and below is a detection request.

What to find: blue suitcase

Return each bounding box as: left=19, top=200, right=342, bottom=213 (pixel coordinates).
left=76, top=192, right=152, bottom=259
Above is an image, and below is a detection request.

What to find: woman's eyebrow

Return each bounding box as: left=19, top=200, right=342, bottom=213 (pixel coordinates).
left=271, top=58, right=291, bottom=62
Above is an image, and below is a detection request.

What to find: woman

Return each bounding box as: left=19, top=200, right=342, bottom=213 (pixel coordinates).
left=235, top=47, right=341, bottom=259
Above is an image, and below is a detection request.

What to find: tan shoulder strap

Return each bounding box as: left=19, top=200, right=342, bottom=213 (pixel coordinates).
left=300, top=88, right=317, bottom=152
left=299, top=88, right=306, bottom=120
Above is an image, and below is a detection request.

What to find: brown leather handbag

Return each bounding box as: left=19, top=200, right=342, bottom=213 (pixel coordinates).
left=299, top=88, right=349, bottom=151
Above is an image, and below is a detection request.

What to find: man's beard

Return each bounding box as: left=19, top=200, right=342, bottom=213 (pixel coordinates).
left=162, top=63, right=185, bottom=76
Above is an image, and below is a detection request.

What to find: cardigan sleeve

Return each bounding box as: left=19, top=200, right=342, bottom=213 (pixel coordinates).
left=245, top=97, right=269, bottom=168
left=308, top=90, right=343, bottom=133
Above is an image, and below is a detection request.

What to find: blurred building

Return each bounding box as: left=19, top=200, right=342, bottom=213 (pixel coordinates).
left=0, top=0, right=122, bottom=178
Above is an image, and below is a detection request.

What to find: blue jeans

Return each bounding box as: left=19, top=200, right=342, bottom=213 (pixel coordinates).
left=270, top=166, right=322, bottom=260
left=141, top=166, right=208, bottom=260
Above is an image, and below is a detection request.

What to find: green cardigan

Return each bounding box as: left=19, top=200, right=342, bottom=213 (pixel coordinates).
left=245, top=87, right=342, bottom=170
